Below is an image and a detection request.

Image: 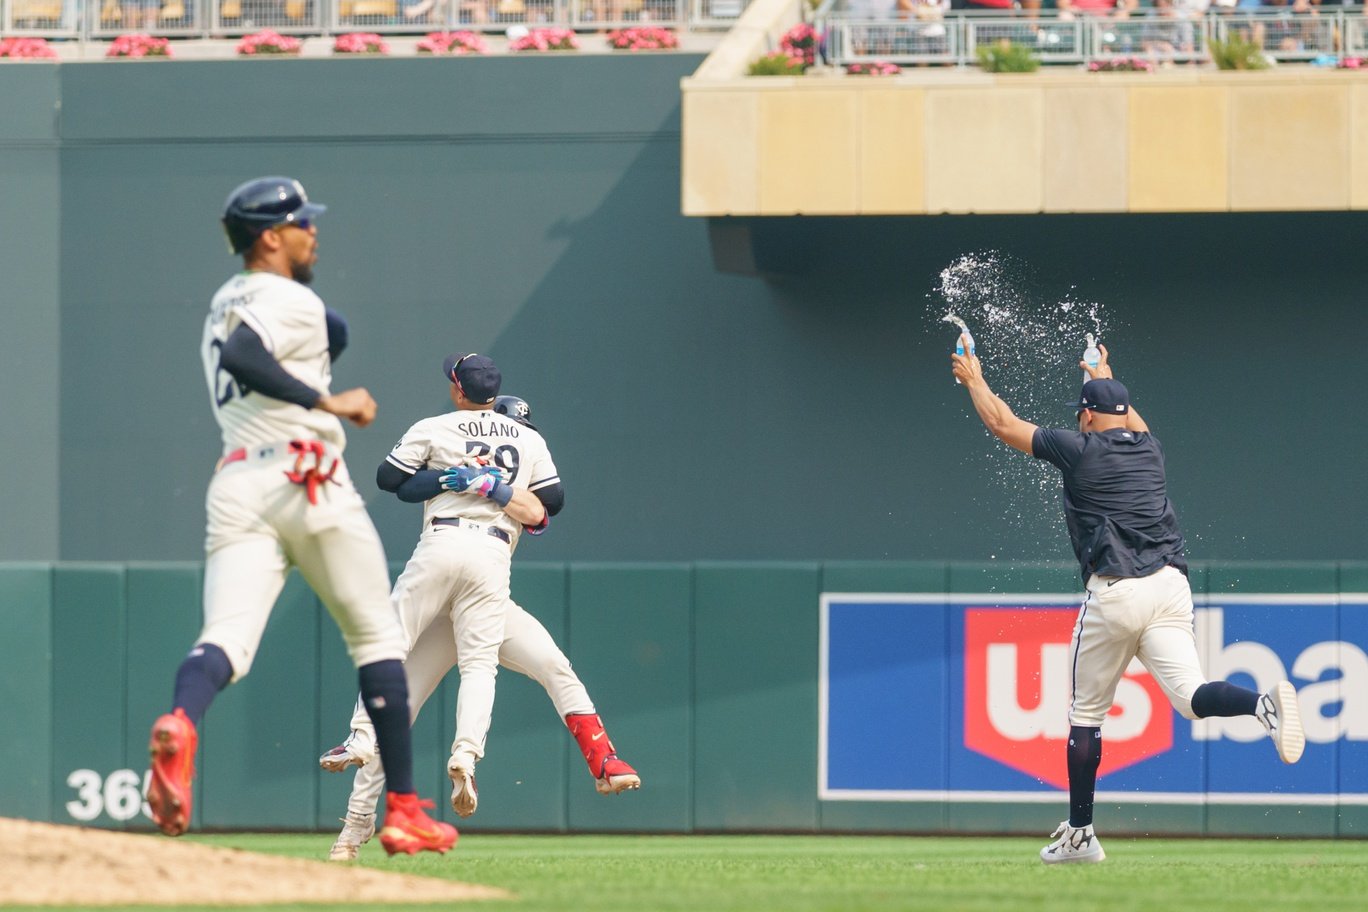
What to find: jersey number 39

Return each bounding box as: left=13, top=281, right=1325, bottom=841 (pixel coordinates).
left=466, top=441, right=520, bottom=482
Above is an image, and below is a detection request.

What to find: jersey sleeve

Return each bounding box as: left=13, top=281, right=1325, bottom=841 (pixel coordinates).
left=1032, top=427, right=1086, bottom=471
left=385, top=419, right=437, bottom=476
left=229, top=286, right=323, bottom=359
left=522, top=435, right=560, bottom=494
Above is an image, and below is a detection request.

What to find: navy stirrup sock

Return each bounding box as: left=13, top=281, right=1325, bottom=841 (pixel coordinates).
left=1067, top=725, right=1102, bottom=828
left=359, top=659, right=414, bottom=795
left=171, top=643, right=233, bottom=726
left=1191, top=681, right=1259, bottom=718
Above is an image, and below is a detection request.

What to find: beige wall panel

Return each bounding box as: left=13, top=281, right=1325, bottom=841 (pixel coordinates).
left=1229, top=85, right=1349, bottom=211
left=682, top=91, right=761, bottom=216
left=1351, top=85, right=1368, bottom=209
left=758, top=90, right=859, bottom=214
left=1043, top=87, right=1127, bottom=213
left=1128, top=87, right=1228, bottom=212
left=925, top=87, right=1044, bottom=213
left=858, top=88, right=926, bottom=215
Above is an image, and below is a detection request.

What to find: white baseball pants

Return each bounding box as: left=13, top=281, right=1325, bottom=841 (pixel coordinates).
left=199, top=446, right=405, bottom=679
left=1069, top=564, right=1209, bottom=727
left=344, top=586, right=595, bottom=818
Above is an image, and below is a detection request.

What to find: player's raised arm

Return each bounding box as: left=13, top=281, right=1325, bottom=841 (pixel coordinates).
left=951, top=334, right=1038, bottom=454
left=1082, top=344, right=1148, bottom=434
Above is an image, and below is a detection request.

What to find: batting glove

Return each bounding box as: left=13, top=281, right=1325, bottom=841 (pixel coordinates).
left=439, top=466, right=488, bottom=492
left=439, top=466, right=514, bottom=507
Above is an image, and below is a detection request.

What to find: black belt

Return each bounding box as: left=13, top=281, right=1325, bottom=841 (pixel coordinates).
left=431, top=516, right=511, bottom=544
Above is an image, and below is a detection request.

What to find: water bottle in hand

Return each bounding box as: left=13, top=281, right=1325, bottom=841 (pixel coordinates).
left=954, top=331, right=975, bottom=385
left=1082, top=333, right=1100, bottom=384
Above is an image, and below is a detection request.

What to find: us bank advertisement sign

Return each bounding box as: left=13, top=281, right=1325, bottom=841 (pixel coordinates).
left=819, top=594, right=1368, bottom=804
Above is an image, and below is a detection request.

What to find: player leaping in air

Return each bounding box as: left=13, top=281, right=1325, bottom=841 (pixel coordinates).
left=951, top=335, right=1304, bottom=864
left=145, top=177, right=455, bottom=856
left=316, top=369, right=639, bottom=861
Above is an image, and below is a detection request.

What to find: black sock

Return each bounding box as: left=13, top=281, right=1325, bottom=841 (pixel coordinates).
left=1190, top=681, right=1259, bottom=718
left=171, top=643, right=233, bottom=726
left=1067, top=725, right=1102, bottom=828
left=359, top=659, right=413, bottom=795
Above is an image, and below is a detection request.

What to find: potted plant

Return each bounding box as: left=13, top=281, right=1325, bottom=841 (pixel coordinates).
left=507, top=28, right=579, bottom=52
left=107, top=34, right=173, bottom=58
left=605, top=27, right=679, bottom=51
left=976, top=40, right=1039, bottom=73
left=846, top=60, right=900, bottom=76
left=1087, top=58, right=1155, bottom=73
left=236, top=31, right=303, bottom=56
left=416, top=31, right=488, bottom=55
left=748, top=51, right=805, bottom=76
left=0, top=37, right=58, bottom=59
left=332, top=33, right=390, bottom=55
left=1208, top=35, right=1270, bottom=71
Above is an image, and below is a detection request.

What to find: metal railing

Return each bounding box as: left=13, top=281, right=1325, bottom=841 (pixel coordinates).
left=818, top=7, right=1367, bottom=68
left=0, top=0, right=748, bottom=37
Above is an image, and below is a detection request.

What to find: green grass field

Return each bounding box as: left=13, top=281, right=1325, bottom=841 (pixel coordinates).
left=26, top=833, right=1368, bottom=912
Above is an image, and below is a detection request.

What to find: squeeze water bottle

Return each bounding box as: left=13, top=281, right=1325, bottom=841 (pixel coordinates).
left=954, top=329, right=975, bottom=385
left=1082, top=333, right=1100, bottom=384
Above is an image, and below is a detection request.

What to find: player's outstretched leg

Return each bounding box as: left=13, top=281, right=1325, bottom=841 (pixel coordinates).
left=448, top=761, right=479, bottom=818
left=566, top=713, right=641, bottom=795
left=319, top=726, right=377, bottom=772
left=329, top=811, right=377, bottom=862
left=146, top=708, right=198, bottom=837
left=1256, top=680, right=1305, bottom=764
left=1040, top=820, right=1106, bottom=864
left=378, top=792, right=458, bottom=856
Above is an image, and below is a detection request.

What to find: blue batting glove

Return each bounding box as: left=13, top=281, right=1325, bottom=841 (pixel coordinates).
left=439, top=466, right=481, bottom=492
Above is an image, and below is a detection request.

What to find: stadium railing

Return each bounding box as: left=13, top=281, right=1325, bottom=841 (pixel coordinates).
left=0, top=0, right=749, bottom=37
left=819, top=7, right=1363, bottom=68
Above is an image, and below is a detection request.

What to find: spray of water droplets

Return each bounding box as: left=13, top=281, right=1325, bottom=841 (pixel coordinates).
left=931, top=252, right=1123, bottom=555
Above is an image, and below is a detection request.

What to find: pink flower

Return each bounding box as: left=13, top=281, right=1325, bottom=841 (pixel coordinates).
left=0, top=37, right=59, bottom=59
left=333, top=32, right=389, bottom=55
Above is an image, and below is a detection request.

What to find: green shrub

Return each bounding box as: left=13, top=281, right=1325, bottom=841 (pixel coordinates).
left=748, top=51, right=806, bottom=76
left=1208, top=35, right=1270, bottom=70
left=976, top=41, right=1040, bottom=73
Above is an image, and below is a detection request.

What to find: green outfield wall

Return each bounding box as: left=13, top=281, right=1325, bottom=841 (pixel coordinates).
left=0, top=57, right=1366, bottom=569
left=2, top=561, right=1365, bottom=838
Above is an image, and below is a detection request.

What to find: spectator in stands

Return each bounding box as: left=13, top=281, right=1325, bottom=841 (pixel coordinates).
left=1058, top=0, right=1138, bottom=20
left=899, top=0, right=951, bottom=57
left=124, top=0, right=162, bottom=29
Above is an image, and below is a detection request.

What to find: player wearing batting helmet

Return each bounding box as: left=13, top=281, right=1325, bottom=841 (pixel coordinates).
left=317, top=380, right=640, bottom=861
left=145, top=176, right=456, bottom=857
left=951, top=336, right=1305, bottom=864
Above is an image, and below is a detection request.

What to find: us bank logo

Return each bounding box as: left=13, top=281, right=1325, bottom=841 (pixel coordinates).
left=819, top=593, right=1368, bottom=804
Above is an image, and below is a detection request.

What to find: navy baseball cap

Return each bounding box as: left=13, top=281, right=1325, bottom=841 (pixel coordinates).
left=443, top=352, right=501, bottom=404
left=1068, top=378, right=1130, bottom=415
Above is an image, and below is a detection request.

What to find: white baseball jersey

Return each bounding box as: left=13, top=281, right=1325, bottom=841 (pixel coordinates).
left=384, top=409, right=559, bottom=548
left=201, top=270, right=344, bottom=454
left=195, top=270, right=404, bottom=680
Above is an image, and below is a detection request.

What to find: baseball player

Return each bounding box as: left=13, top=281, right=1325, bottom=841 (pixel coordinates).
left=318, top=387, right=640, bottom=861
left=951, top=337, right=1305, bottom=864
left=144, top=176, right=456, bottom=856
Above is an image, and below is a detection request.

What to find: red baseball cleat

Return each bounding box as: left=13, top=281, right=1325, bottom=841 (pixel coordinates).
left=567, top=713, right=642, bottom=795
left=146, top=708, right=198, bottom=837
left=378, top=792, right=459, bottom=856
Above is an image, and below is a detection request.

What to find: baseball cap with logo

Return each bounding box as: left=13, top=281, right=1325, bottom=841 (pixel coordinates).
left=442, top=353, right=502, bottom=404
left=1068, top=378, right=1130, bottom=415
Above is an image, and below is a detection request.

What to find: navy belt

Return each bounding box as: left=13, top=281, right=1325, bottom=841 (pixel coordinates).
left=431, top=516, right=511, bottom=544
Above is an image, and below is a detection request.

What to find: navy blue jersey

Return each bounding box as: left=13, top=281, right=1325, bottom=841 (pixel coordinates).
left=1031, top=427, right=1188, bottom=582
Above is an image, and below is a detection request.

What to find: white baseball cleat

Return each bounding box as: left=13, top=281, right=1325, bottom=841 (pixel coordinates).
left=1040, top=821, right=1106, bottom=864
left=328, top=811, right=375, bottom=862
left=1256, top=680, right=1305, bottom=765
left=319, top=729, right=376, bottom=772
left=448, top=763, right=478, bottom=818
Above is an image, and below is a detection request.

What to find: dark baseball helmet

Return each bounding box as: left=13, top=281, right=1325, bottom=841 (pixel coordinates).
left=493, top=395, right=537, bottom=430
left=221, top=176, right=326, bottom=254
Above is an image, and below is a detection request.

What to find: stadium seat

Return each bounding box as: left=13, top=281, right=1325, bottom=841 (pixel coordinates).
left=161, top=0, right=185, bottom=18
left=13, top=0, right=64, bottom=20
left=100, top=0, right=122, bottom=23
